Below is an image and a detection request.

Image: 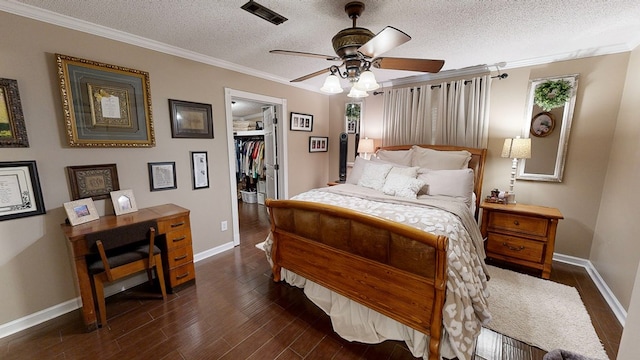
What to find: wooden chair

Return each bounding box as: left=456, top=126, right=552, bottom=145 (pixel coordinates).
left=85, top=220, right=167, bottom=326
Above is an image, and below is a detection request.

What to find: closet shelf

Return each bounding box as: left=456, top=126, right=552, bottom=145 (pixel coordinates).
left=234, top=130, right=265, bottom=137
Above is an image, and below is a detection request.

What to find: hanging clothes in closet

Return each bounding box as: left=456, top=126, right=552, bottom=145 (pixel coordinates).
left=234, top=138, right=264, bottom=191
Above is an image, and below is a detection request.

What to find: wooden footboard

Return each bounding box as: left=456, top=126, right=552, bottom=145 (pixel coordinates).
left=266, top=199, right=448, bottom=360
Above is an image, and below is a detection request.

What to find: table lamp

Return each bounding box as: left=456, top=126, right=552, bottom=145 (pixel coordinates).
left=501, top=136, right=531, bottom=204
left=357, top=137, right=375, bottom=160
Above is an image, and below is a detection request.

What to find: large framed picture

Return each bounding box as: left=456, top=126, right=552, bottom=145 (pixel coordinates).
left=66, top=164, right=119, bottom=200
left=309, top=136, right=328, bottom=152
left=0, top=161, right=46, bottom=221
left=191, top=151, right=209, bottom=189
left=110, top=189, right=138, bottom=216
left=0, top=78, right=29, bottom=147
left=290, top=112, right=313, bottom=132
left=345, top=102, right=362, bottom=134
left=148, top=161, right=177, bottom=191
left=169, top=99, right=214, bottom=138
left=63, top=198, right=99, bottom=226
left=55, top=54, right=155, bottom=147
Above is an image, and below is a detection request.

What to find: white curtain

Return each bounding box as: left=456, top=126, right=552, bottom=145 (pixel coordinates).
left=382, top=74, right=492, bottom=148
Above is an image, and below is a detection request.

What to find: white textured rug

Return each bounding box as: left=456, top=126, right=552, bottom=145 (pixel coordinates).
left=486, top=265, right=609, bottom=359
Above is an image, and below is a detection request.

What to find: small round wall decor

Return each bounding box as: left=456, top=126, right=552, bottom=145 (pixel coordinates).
left=530, top=112, right=555, bottom=137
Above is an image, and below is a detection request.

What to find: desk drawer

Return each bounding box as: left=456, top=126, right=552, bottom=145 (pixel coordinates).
left=488, top=212, right=548, bottom=237
left=486, top=233, right=544, bottom=263
left=157, top=215, right=190, bottom=234
left=165, top=228, right=192, bottom=250
left=169, top=262, right=195, bottom=287
left=167, top=245, right=193, bottom=269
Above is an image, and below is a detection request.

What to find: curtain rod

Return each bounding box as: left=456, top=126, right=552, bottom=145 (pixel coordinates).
left=373, top=73, right=508, bottom=94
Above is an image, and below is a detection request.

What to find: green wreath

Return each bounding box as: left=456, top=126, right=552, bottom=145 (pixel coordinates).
left=534, top=80, right=572, bottom=111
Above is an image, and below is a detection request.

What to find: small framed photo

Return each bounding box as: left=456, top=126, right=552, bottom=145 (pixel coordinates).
left=110, top=189, right=138, bottom=216
left=0, top=78, right=29, bottom=147
left=309, top=136, right=329, bottom=153
left=63, top=198, right=99, bottom=226
left=148, top=161, right=177, bottom=191
left=169, top=99, right=214, bottom=138
left=0, top=161, right=46, bottom=221
left=66, top=164, right=119, bottom=200
left=290, top=112, right=313, bottom=132
left=530, top=112, right=555, bottom=137
left=191, top=151, right=209, bottom=189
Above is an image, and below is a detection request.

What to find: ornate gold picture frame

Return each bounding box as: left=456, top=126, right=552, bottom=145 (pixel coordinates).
left=56, top=54, right=155, bottom=147
left=0, top=78, right=29, bottom=147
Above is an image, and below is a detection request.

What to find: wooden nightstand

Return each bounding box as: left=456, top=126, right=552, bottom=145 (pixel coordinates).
left=327, top=180, right=344, bottom=186
left=480, top=201, right=563, bottom=279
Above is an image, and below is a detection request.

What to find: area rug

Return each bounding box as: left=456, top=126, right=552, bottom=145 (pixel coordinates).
left=486, top=265, right=609, bottom=359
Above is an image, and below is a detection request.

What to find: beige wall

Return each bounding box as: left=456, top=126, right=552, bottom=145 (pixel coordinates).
left=0, top=12, right=329, bottom=325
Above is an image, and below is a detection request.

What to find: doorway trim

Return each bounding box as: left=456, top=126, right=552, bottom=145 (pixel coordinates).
left=224, top=88, right=288, bottom=246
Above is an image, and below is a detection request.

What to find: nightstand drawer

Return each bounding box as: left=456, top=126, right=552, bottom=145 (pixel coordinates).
left=486, top=233, right=544, bottom=263
left=488, top=212, right=548, bottom=237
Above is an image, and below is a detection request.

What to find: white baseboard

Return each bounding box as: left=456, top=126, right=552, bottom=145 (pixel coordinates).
left=553, top=253, right=627, bottom=326
left=0, top=241, right=235, bottom=339
left=1, top=248, right=625, bottom=339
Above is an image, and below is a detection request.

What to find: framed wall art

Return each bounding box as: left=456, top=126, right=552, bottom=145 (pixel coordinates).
left=530, top=112, right=556, bottom=137
left=290, top=112, right=313, bottom=132
left=63, top=198, right=99, bottom=226
left=345, top=102, right=362, bottom=134
left=169, top=99, right=214, bottom=138
left=56, top=54, right=155, bottom=147
left=191, top=151, right=209, bottom=189
left=148, top=161, right=177, bottom=191
left=0, top=161, right=46, bottom=221
left=66, top=164, right=119, bottom=200
left=0, top=78, right=29, bottom=147
left=110, top=189, right=138, bottom=216
left=309, top=136, right=328, bottom=153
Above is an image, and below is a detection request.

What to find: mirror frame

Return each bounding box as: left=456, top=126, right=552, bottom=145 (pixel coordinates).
left=517, top=74, right=579, bottom=182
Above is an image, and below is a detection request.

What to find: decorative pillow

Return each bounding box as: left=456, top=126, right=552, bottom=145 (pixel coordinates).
left=375, top=149, right=413, bottom=166
left=357, top=163, right=393, bottom=191
left=388, top=166, right=420, bottom=178
left=411, top=146, right=472, bottom=170
left=418, top=168, right=474, bottom=206
left=382, top=174, right=426, bottom=199
left=346, top=156, right=369, bottom=185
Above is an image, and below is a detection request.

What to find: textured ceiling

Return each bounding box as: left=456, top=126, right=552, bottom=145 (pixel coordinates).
left=3, top=0, right=640, bottom=92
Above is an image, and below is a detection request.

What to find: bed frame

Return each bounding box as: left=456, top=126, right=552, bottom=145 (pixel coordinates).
left=266, top=145, right=486, bottom=360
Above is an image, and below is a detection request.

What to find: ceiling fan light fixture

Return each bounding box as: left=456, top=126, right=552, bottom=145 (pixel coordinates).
left=320, top=74, right=344, bottom=94
left=354, top=70, right=380, bottom=91
left=347, top=85, right=368, bottom=98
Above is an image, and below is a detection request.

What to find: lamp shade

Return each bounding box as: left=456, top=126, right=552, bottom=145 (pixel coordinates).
left=353, top=70, right=380, bottom=91
left=347, top=85, right=369, bottom=98
left=357, top=137, right=375, bottom=154
left=320, top=74, right=344, bottom=94
left=501, top=137, right=531, bottom=159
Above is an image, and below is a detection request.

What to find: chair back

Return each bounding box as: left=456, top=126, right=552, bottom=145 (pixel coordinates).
left=85, top=220, right=158, bottom=253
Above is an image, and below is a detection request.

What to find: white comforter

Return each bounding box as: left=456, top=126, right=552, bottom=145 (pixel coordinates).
left=263, top=184, right=492, bottom=360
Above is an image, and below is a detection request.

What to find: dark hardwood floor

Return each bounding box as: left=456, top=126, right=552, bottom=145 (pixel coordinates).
left=0, top=202, right=622, bottom=360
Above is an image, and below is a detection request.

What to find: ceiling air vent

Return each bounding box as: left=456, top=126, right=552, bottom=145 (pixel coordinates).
left=241, top=1, right=288, bottom=25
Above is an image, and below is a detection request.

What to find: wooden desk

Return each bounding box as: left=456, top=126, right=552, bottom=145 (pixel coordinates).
left=61, top=203, right=195, bottom=331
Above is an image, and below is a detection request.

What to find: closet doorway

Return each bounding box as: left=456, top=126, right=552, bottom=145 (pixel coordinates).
left=224, top=88, right=288, bottom=246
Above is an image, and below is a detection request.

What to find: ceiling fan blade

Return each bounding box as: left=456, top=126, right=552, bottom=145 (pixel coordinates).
left=358, top=26, right=411, bottom=58
left=290, top=67, right=334, bottom=82
left=372, top=57, right=445, bottom=73
left=270, top=50, right=341, bottom=61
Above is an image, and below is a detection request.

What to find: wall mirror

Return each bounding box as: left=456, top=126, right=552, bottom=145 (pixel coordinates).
left=517, top=74, right=578, bottom=182
left=345, top=101, right=363, bottom=161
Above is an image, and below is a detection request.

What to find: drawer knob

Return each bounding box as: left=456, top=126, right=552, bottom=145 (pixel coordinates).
left=174, top=254, right=187, bottom=261
left=176, top=272, right=190, bottom=280
left=502, top=242, right=525, bottom=251
left=171, top=222, right=185, bottom=228
left=172, top=236, right=186, bottom=243
left=513, top=220, right=520, bottom=226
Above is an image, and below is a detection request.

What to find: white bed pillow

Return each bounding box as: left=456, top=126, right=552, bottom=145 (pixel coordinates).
left=411, top=146, right=472, bottom=170
left=418, top=168, right=474, bottom=207
left=346, top=156, right=369, bottom=185
left=375, top=148, right=413, bottom=166
left=388, top=166, right=420, bottom=178
left=382, top=174, right=426, bottom=199
left=357, top=162, right=393, bottom=191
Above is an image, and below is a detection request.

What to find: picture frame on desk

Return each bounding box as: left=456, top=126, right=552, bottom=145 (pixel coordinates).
left=169, top=99, right=214, bottom=139
left=67, top=163, right=119, bottom=200
left=110, top=189, right=138, bottom=215
left=55, top=54, right=155, bottom=147
left=0, top=161, right=46, bottom=221
left=64, top=198, right=99, bottom=226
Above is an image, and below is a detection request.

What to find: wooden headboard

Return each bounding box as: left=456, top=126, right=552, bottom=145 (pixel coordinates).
left=377, top=145, right=487, bottom=219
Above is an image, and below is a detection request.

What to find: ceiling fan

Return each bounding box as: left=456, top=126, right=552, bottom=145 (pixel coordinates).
left=270, top=1, right=445, bottom=93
